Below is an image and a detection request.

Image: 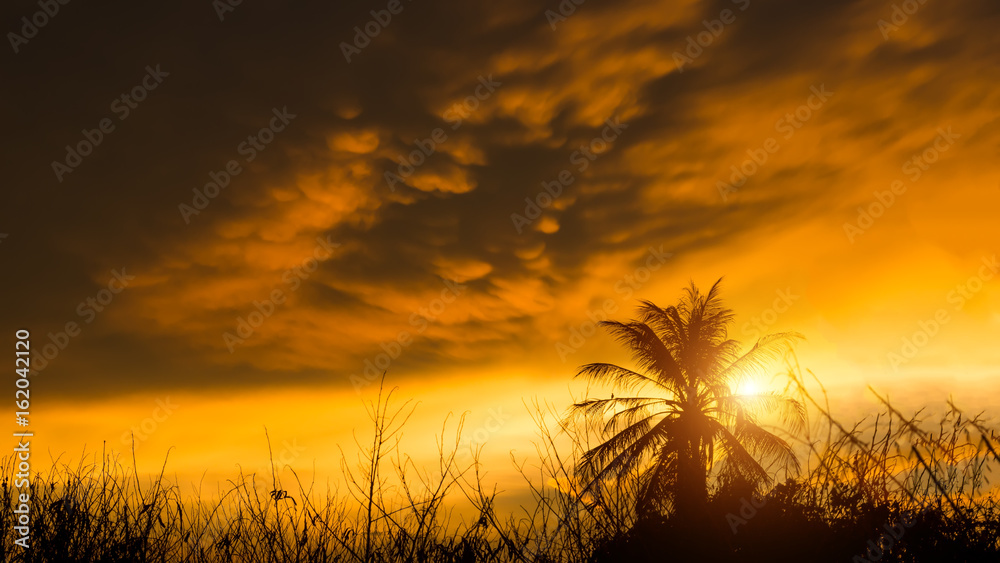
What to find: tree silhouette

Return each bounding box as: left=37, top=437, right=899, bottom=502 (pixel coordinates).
left=572, top=279, right=804, bottom=521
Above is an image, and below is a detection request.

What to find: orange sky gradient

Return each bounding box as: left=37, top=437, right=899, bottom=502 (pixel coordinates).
left=3, top=0, right=1000, bottom=496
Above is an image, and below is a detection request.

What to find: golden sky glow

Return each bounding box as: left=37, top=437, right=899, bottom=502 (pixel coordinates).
left=3, top=0, right=1000, bottom=490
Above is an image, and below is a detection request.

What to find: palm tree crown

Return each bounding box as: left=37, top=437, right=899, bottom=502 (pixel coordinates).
left=572, top=279, right=803, bottom=519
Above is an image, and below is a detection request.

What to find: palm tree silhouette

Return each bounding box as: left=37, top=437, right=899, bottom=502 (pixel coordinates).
left=572, top=279, right=803, bottom=521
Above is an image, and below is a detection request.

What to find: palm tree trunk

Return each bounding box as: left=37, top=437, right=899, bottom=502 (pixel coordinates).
left=676, top=436, right=709, bottom=521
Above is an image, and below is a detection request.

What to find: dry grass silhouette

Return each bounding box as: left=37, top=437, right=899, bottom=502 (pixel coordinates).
left=4, top=284, right=1000, bottom=562
left=3, top=371, right=1000, bottom=562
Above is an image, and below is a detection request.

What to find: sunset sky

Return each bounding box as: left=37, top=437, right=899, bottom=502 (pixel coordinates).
left=3, top=0, right=1000, bottom=489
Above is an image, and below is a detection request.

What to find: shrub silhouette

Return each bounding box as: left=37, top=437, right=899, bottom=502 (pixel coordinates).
left=3, top=287, right=1000, bottom=561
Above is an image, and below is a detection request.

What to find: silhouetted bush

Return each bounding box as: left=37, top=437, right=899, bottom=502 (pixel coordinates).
left=3, top=369, right=1000, bottom=561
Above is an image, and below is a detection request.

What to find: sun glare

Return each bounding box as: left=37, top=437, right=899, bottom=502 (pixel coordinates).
left=738, top=379, right=763, bottom=396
